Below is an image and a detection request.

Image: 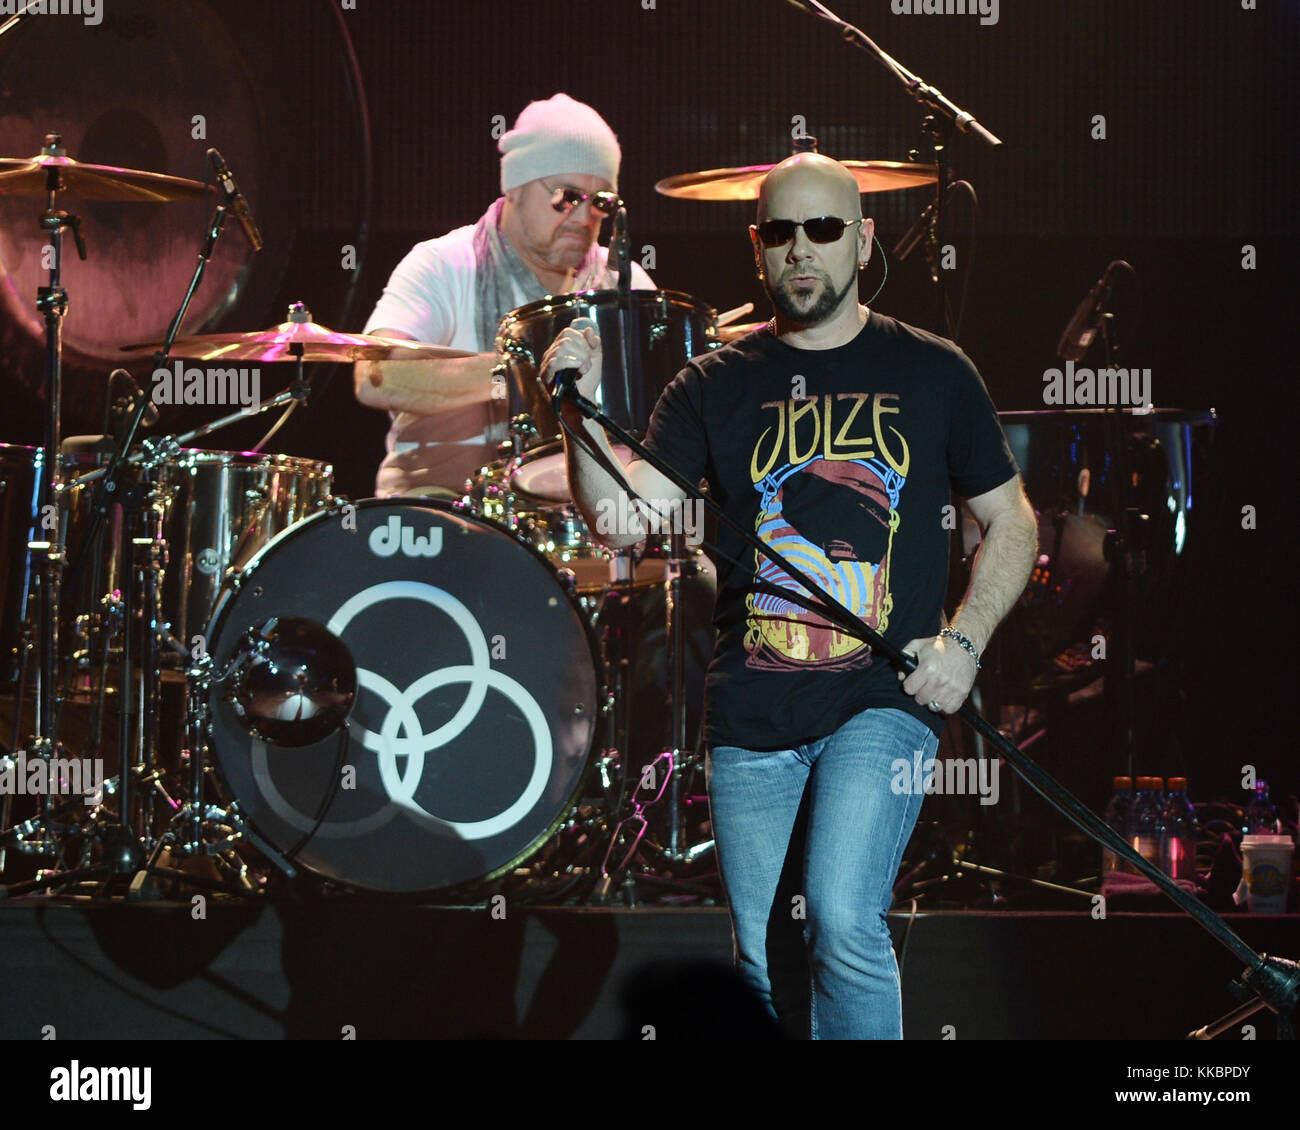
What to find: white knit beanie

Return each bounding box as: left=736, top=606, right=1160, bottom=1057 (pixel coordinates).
left=499, top=93, right=621, bottom=194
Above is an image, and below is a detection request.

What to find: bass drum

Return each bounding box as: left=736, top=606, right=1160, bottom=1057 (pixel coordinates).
left=203, top=499, right=601, bottom=894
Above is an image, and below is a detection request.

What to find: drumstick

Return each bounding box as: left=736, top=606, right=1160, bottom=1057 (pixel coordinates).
left=716, top=302, right=755, bottom=326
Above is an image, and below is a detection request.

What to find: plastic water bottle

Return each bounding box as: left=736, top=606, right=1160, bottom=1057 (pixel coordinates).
left=1160, top=776, right=1197, bottom=883
left=1101, top=776, right=1133, bottom=882
left=1131, top=777, right=1165, bottom=872
left=1243, top=781, right=1280, bottom=835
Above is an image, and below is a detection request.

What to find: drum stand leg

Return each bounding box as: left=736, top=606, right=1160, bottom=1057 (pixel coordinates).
left=162, top=655, right=297, bottom=888
left=593, top=534, right=717, bottom=905
left=1, top=627, right=35, bottom=873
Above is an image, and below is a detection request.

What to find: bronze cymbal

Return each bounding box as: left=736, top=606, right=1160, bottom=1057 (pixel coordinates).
left=122, top=321, right=474, bottom=364
left=655, top=160, right=937, bottom=201
left=0, top=153, right=208, bottom=202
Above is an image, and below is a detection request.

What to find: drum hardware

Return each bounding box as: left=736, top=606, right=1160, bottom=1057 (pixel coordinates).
left=13, top=139, right=254, bottom=884
left=154, top=616, right=358, bottom=891
left=588, top=532, right=717, bottom=907
left=4, top=206, right=361, bottom=893
left=0, top=130, right=206, bottom=872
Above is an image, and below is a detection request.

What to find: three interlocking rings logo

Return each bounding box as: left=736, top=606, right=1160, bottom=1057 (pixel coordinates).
left=249, top=536, right=553, bottom=841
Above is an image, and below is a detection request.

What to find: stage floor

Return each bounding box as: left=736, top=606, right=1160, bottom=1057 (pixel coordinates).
left=0, top=900, right=1292, bottom=1040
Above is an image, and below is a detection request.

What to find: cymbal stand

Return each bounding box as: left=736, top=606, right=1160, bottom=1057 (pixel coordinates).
left=11, top=134, right=87, bottom=863
left=5, top=171, right=234, bottom=889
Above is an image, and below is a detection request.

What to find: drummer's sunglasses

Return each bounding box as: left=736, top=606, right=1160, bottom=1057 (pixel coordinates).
left=547, top=185, right=624, bottom=217
left=753, top=216, right=866, bottom=247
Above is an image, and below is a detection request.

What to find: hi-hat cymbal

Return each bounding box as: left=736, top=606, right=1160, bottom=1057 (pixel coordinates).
left=655, top=160, right=937, bottom=201
left=0, top=153, right=207, bottom=202
left=122, top=321, right=473, bottom=364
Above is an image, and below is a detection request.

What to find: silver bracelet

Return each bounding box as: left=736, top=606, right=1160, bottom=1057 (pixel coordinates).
left=940, top=627, right=981, bottom=670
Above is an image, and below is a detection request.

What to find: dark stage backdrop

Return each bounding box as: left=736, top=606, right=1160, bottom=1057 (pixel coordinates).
left=0, top=0, right=1294, bottom=810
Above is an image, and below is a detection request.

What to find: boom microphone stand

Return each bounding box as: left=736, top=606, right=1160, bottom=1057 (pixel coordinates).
left=784, top=0, right=1001, bottom=338
left=552, top=380, right=1297, bottom=1039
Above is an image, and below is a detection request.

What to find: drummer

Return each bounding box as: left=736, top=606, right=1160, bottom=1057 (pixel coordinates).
left=354, top=92, right=655, bottom=497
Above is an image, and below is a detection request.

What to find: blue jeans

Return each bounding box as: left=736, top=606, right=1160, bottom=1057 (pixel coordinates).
left=707, top=707, right=939, bottom=1040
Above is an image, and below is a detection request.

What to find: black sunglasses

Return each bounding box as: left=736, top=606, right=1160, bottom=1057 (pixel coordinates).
left=546, top=184, right=623, bottom=217
left=753, top=216, right=865, bottom=247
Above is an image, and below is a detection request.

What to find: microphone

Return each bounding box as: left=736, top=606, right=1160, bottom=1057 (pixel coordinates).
left=549, top=316, right=600, bottom=402
left=110, top=368, right=159, bottom=427
left=207, top=148, right=264, bottom=252
left=892, top=201, right=937, bottom=262
left=1056, top=261, right=1123, bottom=362
left=551, top=368, right=581, bottom=401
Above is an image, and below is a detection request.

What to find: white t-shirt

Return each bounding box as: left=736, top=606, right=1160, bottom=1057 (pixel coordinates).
left=363, top=223, right=654, bottom=496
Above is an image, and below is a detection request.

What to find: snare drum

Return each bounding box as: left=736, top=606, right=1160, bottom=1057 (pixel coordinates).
left=465, top=440, right=705, bottom=593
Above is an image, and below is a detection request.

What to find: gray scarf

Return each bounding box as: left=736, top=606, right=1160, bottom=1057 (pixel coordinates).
left=471, top=196, right=613, bottom=352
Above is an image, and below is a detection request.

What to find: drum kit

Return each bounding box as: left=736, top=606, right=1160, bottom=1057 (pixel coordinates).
left=0, top=138, right=827, bottom=902
left=0, top=129, right=1217, bottom=908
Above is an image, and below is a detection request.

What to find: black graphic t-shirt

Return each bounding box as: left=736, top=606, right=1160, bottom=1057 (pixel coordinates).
left=640, top=312, right=1019, bottom=750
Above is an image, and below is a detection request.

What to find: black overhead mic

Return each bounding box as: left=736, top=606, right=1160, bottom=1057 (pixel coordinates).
left=1056, top=261, right=1123, bottom=362
left=207, top=148, right=264, bottom=252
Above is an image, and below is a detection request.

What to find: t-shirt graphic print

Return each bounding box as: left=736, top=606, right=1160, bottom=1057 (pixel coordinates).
left=744, top=390, right=911, bottom=673
left=641, top=312, right=1019, bottom=750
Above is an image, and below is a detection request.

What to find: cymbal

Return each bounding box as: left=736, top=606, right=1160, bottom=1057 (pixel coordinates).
left=122, top=322, right=474, bottom=364
left=655, top=160, right=937, bottom=201
left=0, top=153, right=207, bottom=202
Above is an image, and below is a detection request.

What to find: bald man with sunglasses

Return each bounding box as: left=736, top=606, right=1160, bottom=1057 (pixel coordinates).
left=355, top=93, right=653, bottom=497
left=545, top=153, right=1037, bottom=1039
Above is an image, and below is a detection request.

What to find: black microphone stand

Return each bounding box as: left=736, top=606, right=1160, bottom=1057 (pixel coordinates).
left=553, top=381, right=1296, bottom=1038
left=787, top=0, right=1001, bottom=338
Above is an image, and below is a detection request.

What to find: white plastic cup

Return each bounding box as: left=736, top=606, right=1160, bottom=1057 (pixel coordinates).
left=1241, top=834, right=1294, bottom=913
